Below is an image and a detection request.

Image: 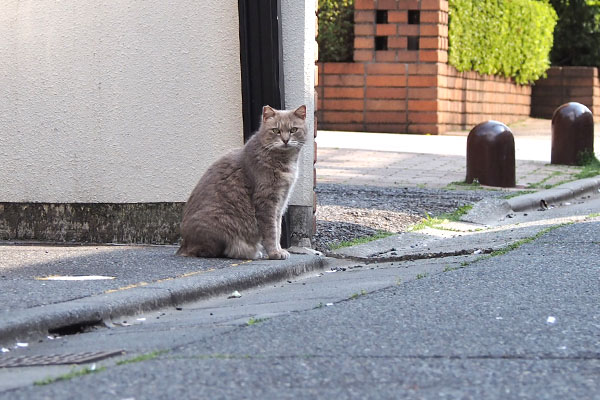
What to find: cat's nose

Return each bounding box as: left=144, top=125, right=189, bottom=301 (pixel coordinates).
left=282, top=138, right=289, bottom=144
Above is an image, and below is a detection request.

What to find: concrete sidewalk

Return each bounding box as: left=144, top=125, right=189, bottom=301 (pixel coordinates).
left=0, top=246, right=323, bottom=346
left=316, top=117, right=600, bottom=189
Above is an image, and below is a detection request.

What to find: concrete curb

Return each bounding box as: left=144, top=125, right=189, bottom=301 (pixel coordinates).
left=327, top=223, right=551, bottom=262
left=0, top=254, right=324, bottom=346
left=508, top=177, right=600, bottom=212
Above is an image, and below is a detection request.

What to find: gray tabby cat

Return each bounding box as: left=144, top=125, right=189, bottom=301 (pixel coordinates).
left=176, top=105, right=307, bottom=260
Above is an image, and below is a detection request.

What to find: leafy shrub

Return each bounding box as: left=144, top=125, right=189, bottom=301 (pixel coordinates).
left=550, top=0, right=600, bottom=66
left=317, top=0, right=354, bottom=62
left=448, top=0, right=558, bottom=84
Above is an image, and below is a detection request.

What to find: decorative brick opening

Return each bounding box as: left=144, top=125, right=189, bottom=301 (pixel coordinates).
left=375, top=36, right=388, bottom=51
left=407, top=36, right=419, bottom=50
left=408, top=10, right=420, bottom=25
left=376, top=10, right=388, bottom=24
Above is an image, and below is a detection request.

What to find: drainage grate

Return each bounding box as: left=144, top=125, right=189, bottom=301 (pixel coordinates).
left=0, top=350, right=124, bottom=368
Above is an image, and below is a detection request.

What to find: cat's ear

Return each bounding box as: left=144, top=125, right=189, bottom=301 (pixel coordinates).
left=294, top=105, right=307, bottom=120
left=262, top=105, right=276, bottom=122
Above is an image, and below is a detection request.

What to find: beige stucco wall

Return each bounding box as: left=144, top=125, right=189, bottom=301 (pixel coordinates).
left=283, top=0, right=316, bottom=208
left=0, top=1, right=243, bottom=203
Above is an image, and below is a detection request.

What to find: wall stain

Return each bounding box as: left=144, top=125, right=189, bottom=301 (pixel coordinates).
left=0, top=203, right=184, bottom=244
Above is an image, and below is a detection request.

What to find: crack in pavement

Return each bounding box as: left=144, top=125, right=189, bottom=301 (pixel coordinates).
left=166, top=353, right=600, bottom=362
left=323, top=248, right=495, bottom=264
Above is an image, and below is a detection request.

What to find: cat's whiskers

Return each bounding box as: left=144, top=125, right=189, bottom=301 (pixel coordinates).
left=262, top=142, right=278, bottom=151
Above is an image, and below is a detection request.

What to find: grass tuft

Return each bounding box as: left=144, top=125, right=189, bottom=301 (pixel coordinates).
left=349, top=289, right=367, bottom=299
left=527, top=171, right=567, bottom=189
left=464, top=224, right=566, bottom=266
left=575, top=150, right=600, bottom=179
left=446, top=180, right=482, bottom=190
left=503, top=190, right=536, bottom=199
left=34, top=365, right=106, bottom=386
left=247, top=317, right=268, bottom=326
left=410, top=205, right=473, bottom=231
left=116, top=350, right=167, bottom=366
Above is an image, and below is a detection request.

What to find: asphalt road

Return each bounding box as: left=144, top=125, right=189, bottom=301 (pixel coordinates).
left=2, top=219, right=599, bottom=399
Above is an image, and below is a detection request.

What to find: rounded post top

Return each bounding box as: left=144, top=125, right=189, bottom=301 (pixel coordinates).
left=552, top=102, right=593, bottom=126
left=468, top=120, right=514, bottom=143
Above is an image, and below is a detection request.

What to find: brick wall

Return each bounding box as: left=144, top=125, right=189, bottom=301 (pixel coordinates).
left=438, top=65, right=531, bottom=132
left=316, top=62, right=531, bottom=134
left=316, top=0, right=532, bottom=134
left=531, top=66, right=600, bottom=119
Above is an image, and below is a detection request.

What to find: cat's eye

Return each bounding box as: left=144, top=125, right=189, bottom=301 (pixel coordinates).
left=290, top=127, right=298, bottom=133
left=272, top=128, right=281, bottom=135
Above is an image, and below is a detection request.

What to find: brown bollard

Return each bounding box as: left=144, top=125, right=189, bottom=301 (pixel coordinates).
left=466, top=120, right=515, bottom=187
left=551, top=102, right=594, bottom=165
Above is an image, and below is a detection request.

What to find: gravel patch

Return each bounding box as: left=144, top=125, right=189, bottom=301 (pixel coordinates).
left=314, top=183, right=505, bottom=252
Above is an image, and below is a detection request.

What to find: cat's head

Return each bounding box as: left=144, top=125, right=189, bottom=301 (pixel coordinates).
left=259, top=105, right=307, bottom=151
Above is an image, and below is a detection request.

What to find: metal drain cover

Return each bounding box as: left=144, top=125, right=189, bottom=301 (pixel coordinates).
left=0, top=350, right=124, bottom=368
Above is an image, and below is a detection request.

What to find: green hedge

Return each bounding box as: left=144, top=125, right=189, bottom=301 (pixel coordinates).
left=448, top=0, right=558, bottom=84
left=317, top=0, right=354, bottom=62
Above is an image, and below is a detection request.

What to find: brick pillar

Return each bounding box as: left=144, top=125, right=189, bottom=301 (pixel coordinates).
left=419, top=0, right=448, bottom=62
left=351, top=0, right=449, bottom=134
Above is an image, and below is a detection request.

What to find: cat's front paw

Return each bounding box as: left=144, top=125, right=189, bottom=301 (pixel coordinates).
left=268, top=249, right=290, bottom=260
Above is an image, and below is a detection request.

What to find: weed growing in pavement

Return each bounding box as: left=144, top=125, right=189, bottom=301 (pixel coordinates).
left=35, top=350, right=170, bottom=386
left=445, top=181, right=484, bottom=190
left=527, top=171, right=570, bottom=190
left=575, top=150, right=600, bottom=179
left=410, top=213, right=439, bottom=231
left=443, top=205, right=474, bottom=221
left=410, top=205, right=474, bottom=231
left=503, top=190, right=536, bottom=199
left=247, top=317, right=268, bottom=326
left=329, top=230, right=393, bottom=250
left=445, top=180, right=505, bottom=192
left=116, top=350, right=168, bottom=366
left=587, top=212, right=600, bottom=219
left=443, top=266, right=458, bottom=272
left=349, top=289, right=368, bottom=299
left=522, top=151, right=600, bottom=188
left=415, top=273, right=428, bottom=279
left=34, top=365, right=106, bottom=386
left=461, top=224, right=566, bottom=267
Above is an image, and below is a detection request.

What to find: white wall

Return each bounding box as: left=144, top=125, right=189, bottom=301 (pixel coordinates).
left=0, top=1, right=243, bottom=203
left=282, top=0, right=316, bottom=208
